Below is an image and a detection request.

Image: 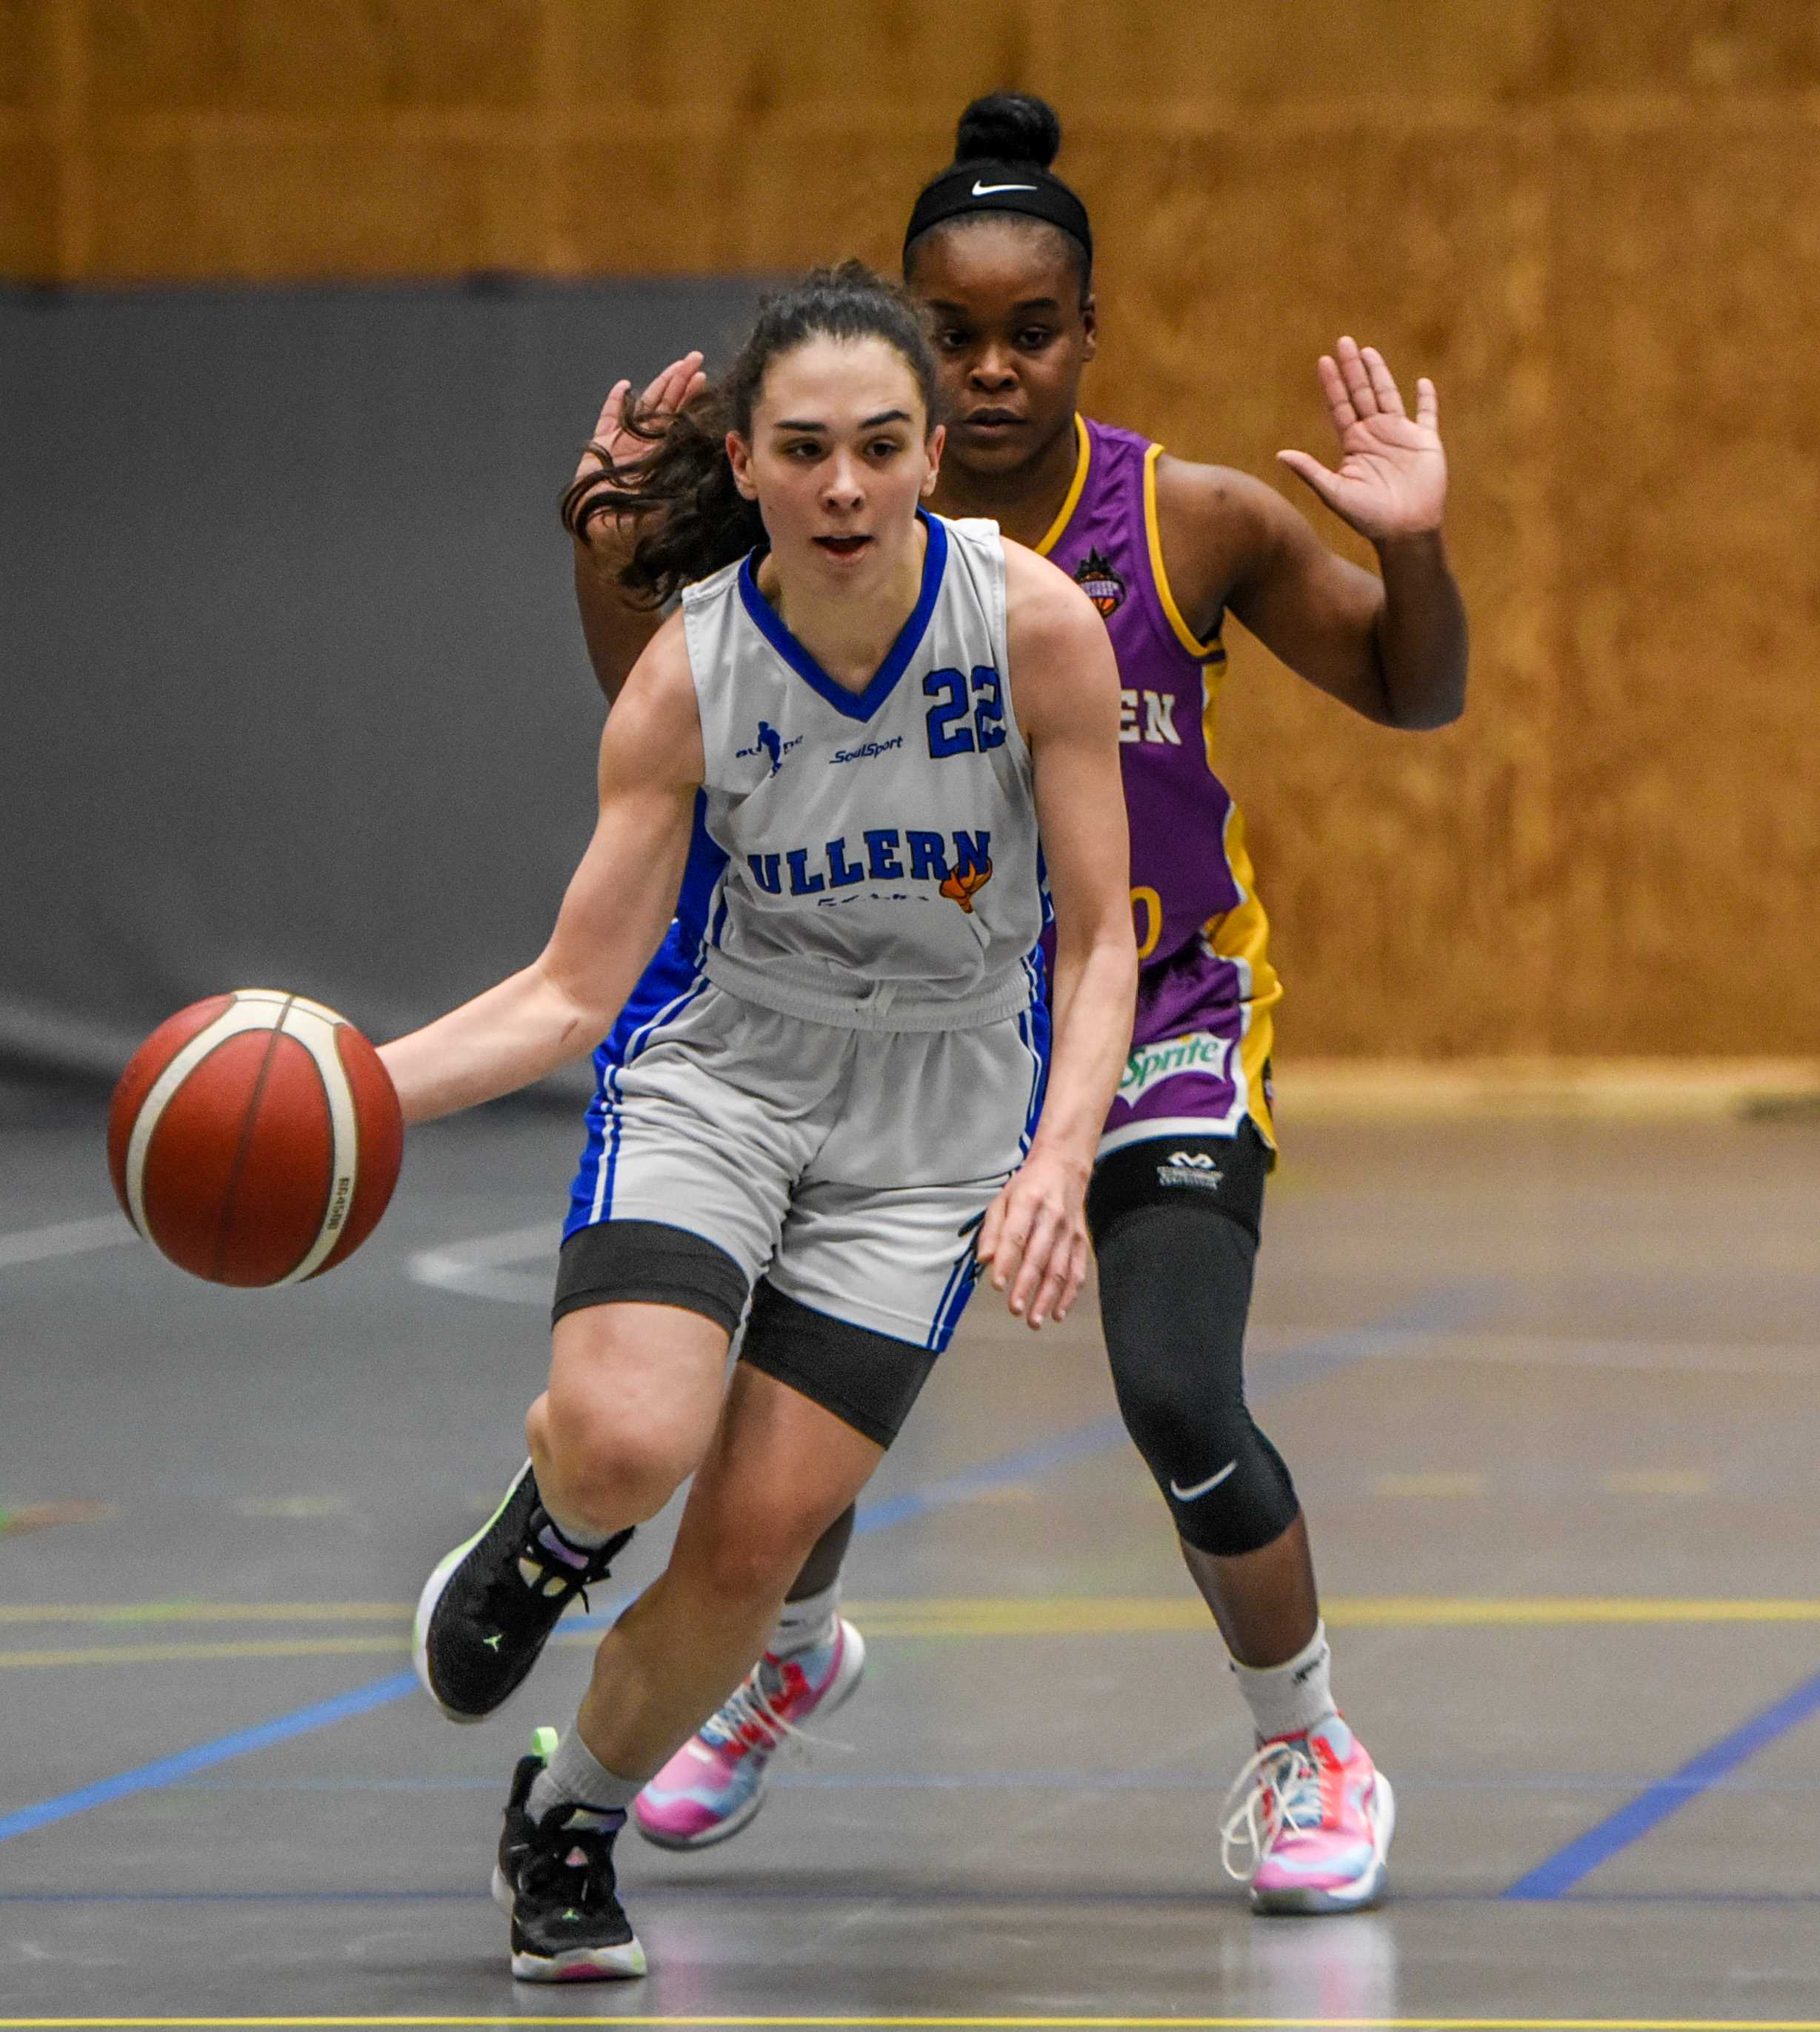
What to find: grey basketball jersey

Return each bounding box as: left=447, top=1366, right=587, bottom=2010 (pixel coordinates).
left=681, top=513, right=1044, bottom=1032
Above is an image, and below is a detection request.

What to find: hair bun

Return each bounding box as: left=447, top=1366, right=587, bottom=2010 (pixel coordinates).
left=953, top=93, right=1061, bottom=172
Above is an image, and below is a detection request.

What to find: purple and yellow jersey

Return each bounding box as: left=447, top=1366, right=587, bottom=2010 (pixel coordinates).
left=1038, top=415, right=1281, bottom=1153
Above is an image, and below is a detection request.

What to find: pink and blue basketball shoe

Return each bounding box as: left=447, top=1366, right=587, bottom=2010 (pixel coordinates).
left=1219, top=1715, right=1396, bottom=1913
left=633, top=1620, right=866, bottom=1849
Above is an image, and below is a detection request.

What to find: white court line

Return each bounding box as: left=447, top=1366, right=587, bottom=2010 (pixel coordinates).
left=405, top=1222, right=553, bottom=1305
left=0, top=1212, right=139, bottom=1270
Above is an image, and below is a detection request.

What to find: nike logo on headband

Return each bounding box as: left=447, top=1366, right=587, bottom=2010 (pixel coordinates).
left=971, top=180, right=1039, bottom=197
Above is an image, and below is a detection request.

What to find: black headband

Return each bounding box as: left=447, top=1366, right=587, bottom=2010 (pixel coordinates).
left=902, top=161, right=1093, bottom=270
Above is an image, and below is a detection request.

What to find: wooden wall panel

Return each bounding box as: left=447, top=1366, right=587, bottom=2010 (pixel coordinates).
left=1024, top=0, right=1547, bottom=110
left=1069, top=119, right=1558, bottom=1056
left=0, top=131, right=56, bottom=269
left=551, top=116, right=938, bottom=279
left=552, top=3, right=1021, bottom=123
left=1550, top=6, right=1820, bottom=92
left=1, top=0, right=60, bottom=107
left=88, top=0, right=545, bottom=112
left=83, top=131, right=547, bottom=279
left=1548, top=114, right=1820, bottom=1056
left=6, top=0, right=1817, bottom=1062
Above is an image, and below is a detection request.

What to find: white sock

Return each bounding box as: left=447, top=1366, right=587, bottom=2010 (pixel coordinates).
left=1230, top=1619, right=1336, bottom=1744
left=767, top=1579, right=841, bottom=1659
left=535, top=1492, right=616, bottom=1552
left=527, top=1724, right=644, bottom=1823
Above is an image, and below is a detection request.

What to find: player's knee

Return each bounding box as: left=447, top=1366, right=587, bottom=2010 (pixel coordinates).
left=1100, top=1317, right=1301, bottom=1558
left=1092, top=1191, right=1293, bottom=1559
left=1146, top=1413, right=1299, bottom=1557
left=530, top=1388, right=696, bottom=1525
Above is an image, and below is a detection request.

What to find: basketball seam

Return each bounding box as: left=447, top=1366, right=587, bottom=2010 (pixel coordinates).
left=278, top=1010, right=357, bottom=1285
left=123, top=1005, right=261, bottom=1243
left=210, top=993, right=299, bottom=1285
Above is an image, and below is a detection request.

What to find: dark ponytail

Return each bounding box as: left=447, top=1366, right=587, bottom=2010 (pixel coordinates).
left=954, top=91, right=1061, bottom=173
left=568, top=261, right=942, bottom=610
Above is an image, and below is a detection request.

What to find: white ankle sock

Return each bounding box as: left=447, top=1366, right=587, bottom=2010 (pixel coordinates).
left=535, top=1495, right=616, bottom=1552
left=767, top=1579, right=841, bottom=1659
left=1230, top=1619, right=1336, bottom=1743
left=527, top=1725, right=644, bottom=1822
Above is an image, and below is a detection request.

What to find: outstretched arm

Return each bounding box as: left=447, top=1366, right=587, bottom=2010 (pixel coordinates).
left=566, top=353, right=707, bottom=704
left=380, top=622, right=704, bottom=1122
left=982, top=544, right=1139, bottom=1328
left=1166, top=338, right=1467, bottom=730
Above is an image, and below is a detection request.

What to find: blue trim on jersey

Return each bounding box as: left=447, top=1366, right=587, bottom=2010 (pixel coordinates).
left=926, top=1236, right=981, bottom=1353
left=674, top=790, right=728, bottom=947
left=1015, top=980, right=1053, bottom=1157
left=564, top=932, right=713, bottom=1240
left=737, top=511, right=949, bottom=724
left=564, top=796, right=727, bottom=1241
left=924, top=959, right=1050, bottom=1353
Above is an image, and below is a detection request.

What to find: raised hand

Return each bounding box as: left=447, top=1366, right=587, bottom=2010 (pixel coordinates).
left=565, top=350, right=707, bottom=543
left=1276, top=337, right=1446, bottom=544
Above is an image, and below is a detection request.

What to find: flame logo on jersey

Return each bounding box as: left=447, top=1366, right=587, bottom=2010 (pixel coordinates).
left=1073, top=547, right=1126, bottom=619
left=939, top=862, right=993, bottom=913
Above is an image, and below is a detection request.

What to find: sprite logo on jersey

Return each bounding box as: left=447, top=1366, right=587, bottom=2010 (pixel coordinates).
left=746, top=827, right=993, bottom=909
left=1119, top=1030, right=1233, bottom=1102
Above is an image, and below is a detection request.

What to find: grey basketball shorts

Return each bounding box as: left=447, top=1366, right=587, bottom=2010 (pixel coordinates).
left=561, top=979, right=1050, bottom=1356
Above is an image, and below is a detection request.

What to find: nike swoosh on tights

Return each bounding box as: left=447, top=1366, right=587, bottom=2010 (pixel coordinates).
left=1168, top=1460, right=1239, bottom=1501
left=972, top=180, right=1039, bottom=196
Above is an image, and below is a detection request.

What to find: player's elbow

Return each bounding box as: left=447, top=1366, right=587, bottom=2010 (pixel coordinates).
left=1387, top=693, right=1465, bottom=732
left=532, top=954, right=621, bottom=1061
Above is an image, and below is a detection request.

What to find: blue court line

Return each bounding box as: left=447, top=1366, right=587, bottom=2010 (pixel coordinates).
left=852, top=1416, right=1127, bottom=1533
left=1505, top=1661, right=1820, bottom=1898
left=130, top=1766, right=1820, bottom=1798
left=0, top=1280, right=1490, bottom=1848
left=0, top=1672, right=416, bottom=1845
left=850, top=1277, right=1495, bottom=1537
left=3, top=1884, right=1819, bottom=1909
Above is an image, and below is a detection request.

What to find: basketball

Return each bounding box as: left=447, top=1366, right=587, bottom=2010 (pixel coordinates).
left=107, top=988, right=404, bottom=1288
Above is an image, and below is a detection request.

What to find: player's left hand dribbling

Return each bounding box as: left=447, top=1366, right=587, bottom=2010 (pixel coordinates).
left=978, top=1150, right=1093, bottom=1329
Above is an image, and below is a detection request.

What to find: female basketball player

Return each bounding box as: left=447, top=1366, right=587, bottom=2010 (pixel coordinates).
left=390, top=262, right=1136, bottom=1981
left=561, top=99, right=1467, bottom=1918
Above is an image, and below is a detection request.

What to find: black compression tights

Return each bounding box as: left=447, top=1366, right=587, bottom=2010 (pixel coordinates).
left=783, top=1142, right=1300, bottom=1583
left=1087, top=1195, right=1300, bottom=1556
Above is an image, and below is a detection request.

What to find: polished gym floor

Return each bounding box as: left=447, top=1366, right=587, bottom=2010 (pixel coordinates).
left=3, top=1082, right=1819, bottom=2029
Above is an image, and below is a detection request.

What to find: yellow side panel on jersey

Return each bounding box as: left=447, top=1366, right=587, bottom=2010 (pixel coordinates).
left=1142, top=444, right=1224, bottom=661
left=1036, top=414, right=1093, bottom=559
left=1200, top=645, right=1230, bottom=773
left=1202, top=800, right=1281, bottom=1150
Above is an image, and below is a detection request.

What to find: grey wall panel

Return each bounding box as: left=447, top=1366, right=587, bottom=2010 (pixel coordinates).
left=1, top=278, right=765, bottom=1091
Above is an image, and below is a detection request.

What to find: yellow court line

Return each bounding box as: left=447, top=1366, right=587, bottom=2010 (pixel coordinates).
left=7, top=1596, right=1820, bottom=1627
left=0, top=1638, right=406, bottom=1670
left=7, top=1598, right=1820, bottom=1670
left=7, top=2014, right=1820, bottom=2031
left=1330, top=1597, right=1820, bottom=1626
left=0, top=1604, right=413, bottom=1625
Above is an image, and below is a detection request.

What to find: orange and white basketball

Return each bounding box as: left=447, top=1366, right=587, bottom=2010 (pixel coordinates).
left=107, top=989, right=403, bottom=1288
